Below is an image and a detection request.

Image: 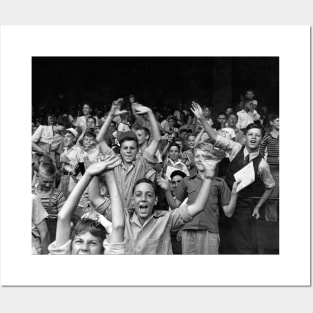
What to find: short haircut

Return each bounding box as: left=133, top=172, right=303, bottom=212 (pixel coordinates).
left=83, top=130, right=96, bottom=140
left=187, top=133, right=196, bottom=140
left=194, top=142, right=214, bottom=154
left=217, top=112, right=227, bottom=118
left=39, top=162, right=56, bottom=176
left=269, top=113, right=279, bottom=121
left=137, top=127, right=150, bottom=139
left=245, top=123, right=265, bottom=137
left=71, top=219, right=107, bottom=247
left=119, top=136, right=138, bottom=147
left=228, top=112, right=238, bottom=120
left=87, top=116, right=96, bottom=123
left=168, top=142, right=181, bottom=151
left=83, top=103, right=92, bottom=109
left=132, top=178, right=155, bottom=195
left=170, top=170, right=187, bottom=180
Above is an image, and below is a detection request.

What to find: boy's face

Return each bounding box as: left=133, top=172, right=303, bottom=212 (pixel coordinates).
left=38, top=171, right=55, bottom=192
left=187, top=135, right=195, bottom=149
left=136, top=129, right=148, bottom=145
left=169, top=146, right=180, bottom=162
left=83, top=104, right=91, bottom=116
left=245, top=128, right=262, bottom=151
left=203, top=107, right=211, bottom=118
left=217, top=114, right=227, bottom=127
left=245, top=91, right=255, bottom=99
left=87, top=118, right=96, bottom=129
left=194, top=149, right=211, bottom=172
left=133, top=182, right=157, bottom=222
left=227, top=114, right=238, bottom=128
left=120, top=140, right=138, bottom=164
left=63, top=132, right=76, bottom=147
left=72, top=231, right=103, bottom=255
left=83, top=135, right=96, bottom=150
left=170, top=175, right=184, bottom=193
left=271, top=118, right=279, bottom=130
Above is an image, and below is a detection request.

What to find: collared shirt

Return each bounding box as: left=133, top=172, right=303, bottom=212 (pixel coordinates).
left=236, top=110, right=254, bottom=130
left=124, top=204, right=192, bottom=254
left=175, top=174, right=231, bottom=233
left=61, top=144, right=84, bottom=171
left=215, top=135, right=275, bottom=188
left=32, top=125, right=63, bottom=152
left=112, top=150, right=157, bottom=210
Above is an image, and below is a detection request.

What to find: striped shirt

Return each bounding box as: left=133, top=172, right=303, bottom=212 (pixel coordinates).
left=260, top=133, right=279, bottom=166
left=32, top=185, right=66, bottom=218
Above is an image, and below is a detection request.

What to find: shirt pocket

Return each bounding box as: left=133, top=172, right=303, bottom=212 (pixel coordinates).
left=142, top=238, right=161, bottom=254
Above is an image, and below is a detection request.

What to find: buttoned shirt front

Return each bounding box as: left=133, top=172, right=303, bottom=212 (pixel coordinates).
left=236, top=110, right=254, bottom=130
left=124, top=204, right=192, bottom=254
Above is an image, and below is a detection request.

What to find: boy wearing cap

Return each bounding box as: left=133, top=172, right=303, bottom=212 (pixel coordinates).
left=96, top=99, right=161, bottom=212
left=59, top=128, right=85, bottom=198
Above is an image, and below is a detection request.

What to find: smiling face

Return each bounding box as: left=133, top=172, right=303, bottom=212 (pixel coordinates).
left=187, top=135, right=196, bottom=149
left=194, top=149, right=211, bottom=173
left=83, top=134, right=96, bottom=151
left=136, top=129, right=148, bottom=146
left=245, top=128, right=263, bottom=152
left=38, top=171, right=55, bottom=192
left=120, top=140, right=138, bottom=164
left=83, top=104, right=91, bottom=116
left=133, top=182, right=158, bottom=224
left=71, top=231, right=103, bottom=255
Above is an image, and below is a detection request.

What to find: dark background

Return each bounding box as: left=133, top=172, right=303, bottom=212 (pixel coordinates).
left=32, top=57, right=279, bottom=118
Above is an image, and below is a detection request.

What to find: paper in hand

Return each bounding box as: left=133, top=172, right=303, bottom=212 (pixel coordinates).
left=234, top=162, right=255, bottom=192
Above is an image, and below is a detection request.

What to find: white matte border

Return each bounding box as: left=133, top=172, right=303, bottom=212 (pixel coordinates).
left=0, top=26, right=310, bottom=286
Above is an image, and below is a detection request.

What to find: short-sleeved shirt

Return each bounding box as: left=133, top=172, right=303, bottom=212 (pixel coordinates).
left=175, top=174, right=231, bottom=233
left=32, top=194, right=49, bottom=253
left=112, top=150, right=157, bottom=210
left=236, top=110, right=254, bottom=130
left=124, top=204, right=193, bottom=254
left=214, top=135, right=275, bottom=189
left=259, top=133, right=279, bottom=166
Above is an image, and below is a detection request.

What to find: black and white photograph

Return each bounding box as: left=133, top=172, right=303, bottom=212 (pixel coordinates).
left=31, top=57, right=279, bottom=256
left=1, top=26, right=310, bottom=287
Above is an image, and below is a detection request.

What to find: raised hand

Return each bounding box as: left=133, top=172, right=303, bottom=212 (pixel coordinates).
left=190, top=101, right=204, bottom=120
left=200, top=155, right=219, bottom=178
left=109, top=98, right=128, bottom=116
left=86, top=154, right=121, bottom=176
left=132, top=102, right=151, bottom=115
left=157, top=175, right=170, bottom=190
left=232, top=180, right=241, bottom=194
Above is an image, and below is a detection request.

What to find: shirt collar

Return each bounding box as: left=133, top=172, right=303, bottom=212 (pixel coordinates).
left=243, top=147, right=259, bottom=162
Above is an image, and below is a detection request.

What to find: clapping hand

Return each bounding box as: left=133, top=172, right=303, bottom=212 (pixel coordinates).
left=132, top=102, right=151, bottom=115
left=157, top=175, right=170, bottom=190
left=110, top=98, right=128, bottom=116
left=86, top=154, right=121, bottom=176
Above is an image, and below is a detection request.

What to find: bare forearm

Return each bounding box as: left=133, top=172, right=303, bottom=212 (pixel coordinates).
left=96, top=112, right=113, bottom=143
left=254, top=188, right=274, bottom=212
left=165, top=189, right=180, bottom=210
left=199, top=117, right=217, bottom=142
left=223, top=193, right=238, bottom=217
left=32, top=142, right=46, bottom=154
left=147, top=111, right=161, bottom=141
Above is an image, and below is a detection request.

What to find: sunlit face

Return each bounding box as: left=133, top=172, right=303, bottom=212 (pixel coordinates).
left=169, top=146, right=180, bottom=162
left=83, top=104, right=91, bottom=116
left=83, top=135, right=96, bottom=151
left=245, top=128, right=263, bottom=152
left=187, top=135, right=196, bottom=149
left=87, top=117, right=96, bottom=129
left=120, top=140, right=138, bottom=164
left=71, top=232, right=103, bottom=255
left=217, top=114, right=227, bottom=128
left=271, top=118, right=279, bottom=130
left=227, top=114, right=238, bottom=128
left=194, top=149, right=211, bottom=172
left=38, top=171, right=55, bottom=192
left=136, top=129, right=148, bottom=145
left=133, top=182, right=157, bottom=223
left=170, top=175, right=184, bottom=193
left=63, top=132, right=76, bottom=148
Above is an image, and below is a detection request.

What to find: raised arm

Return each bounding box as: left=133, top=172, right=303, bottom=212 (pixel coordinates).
left=186, top=157, right=218, bottom=217
left=55, top=155, right=121, bottom=247
left=157, top=175, right=182, bottom=210
left=96, top=98, right=127, bottom=155
left=191, top=102, right=218, bottom=143
left=133, top=103, right=161, bottom=155
left=102, top=170, right=124, bottom=244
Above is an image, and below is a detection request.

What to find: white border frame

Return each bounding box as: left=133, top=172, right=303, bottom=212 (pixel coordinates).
left=0, top=26, right=310, bottom=286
